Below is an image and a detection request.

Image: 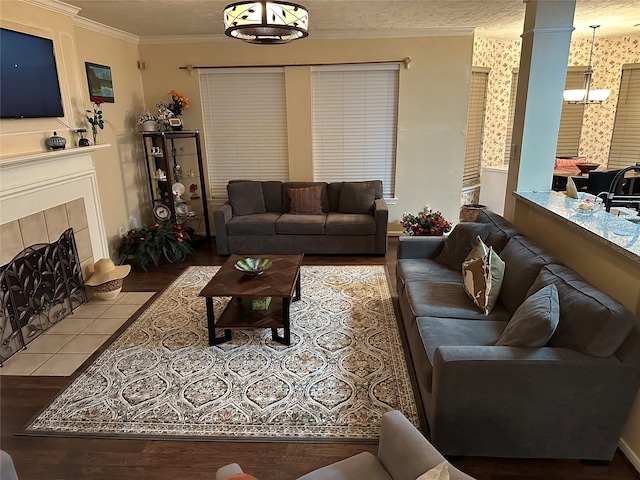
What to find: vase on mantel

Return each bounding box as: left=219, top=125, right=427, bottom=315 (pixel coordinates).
left=91, top=125, right=99, bottom=145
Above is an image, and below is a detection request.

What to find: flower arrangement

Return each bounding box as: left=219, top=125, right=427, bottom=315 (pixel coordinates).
left=118, top=220, right=194, bottom=272
left=86, top=96, right=104, bottom=145
left=401, top=206, right=452, bottom=236
left=168, top=90, right=190, bottom=116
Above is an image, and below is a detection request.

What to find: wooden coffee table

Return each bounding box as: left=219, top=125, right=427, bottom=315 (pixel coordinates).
left=198, top=254, right=303, bottom=346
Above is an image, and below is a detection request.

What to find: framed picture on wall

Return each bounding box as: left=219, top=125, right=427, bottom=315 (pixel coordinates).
left=85, top=62, right=114, bottom=103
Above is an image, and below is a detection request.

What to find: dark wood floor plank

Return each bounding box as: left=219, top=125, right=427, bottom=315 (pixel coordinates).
left=2, top=238, right=638, bottom=479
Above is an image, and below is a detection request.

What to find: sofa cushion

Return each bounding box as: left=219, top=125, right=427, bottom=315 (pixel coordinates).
left=325, top=213, right=376, bottom=236
left=462, top=246, right=505, bottom=315
left=227, top=181, right=266, bottom=216
left=496, top=284, right=560, bottom=347
left=338, top=182, right=377, bottom=214
left=475, top=210, right=519, bottom=254
left=276, top=213, right=326, bottom=235
left=529, top=264, right=637, bottom=357
left=405, top=281, right=511, bottom=322
left=226, top=213, right=280, bottom=236
left=498, top=236, right=561, bottom=314
left=288, top=186, right=324, bottom=215
left=283, top=182, right=328, bottom=213
left=435, top=223, right=492, bottom=271
left=397, top=259, right=463, bottom=286
left=260, top=181, right=284, bottom=212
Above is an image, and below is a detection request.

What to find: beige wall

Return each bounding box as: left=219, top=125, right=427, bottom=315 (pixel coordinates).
left=138, top=34, right=475, bottom=232
left=0, top=1, right=147, bottom=258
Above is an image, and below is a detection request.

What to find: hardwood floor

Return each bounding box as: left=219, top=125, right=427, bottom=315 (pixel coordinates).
left=1, top=238, right=638, bottom=480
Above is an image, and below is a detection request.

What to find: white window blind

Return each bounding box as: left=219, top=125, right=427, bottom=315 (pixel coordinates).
left=199, top=68, right=289, bottom=198
left=311, top=64, right=399, bottom=198
left=556, top=70, right=586, bottom=157
left=609, top=65, right=640, bottom=169
left=462, top=69, right=489, bottom=187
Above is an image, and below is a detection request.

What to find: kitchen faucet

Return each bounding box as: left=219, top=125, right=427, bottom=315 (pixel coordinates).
left=601, top=165, right=640, bottom=213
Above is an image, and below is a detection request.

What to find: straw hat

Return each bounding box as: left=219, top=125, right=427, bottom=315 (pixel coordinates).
left=85, top=258, right=131, bottom=286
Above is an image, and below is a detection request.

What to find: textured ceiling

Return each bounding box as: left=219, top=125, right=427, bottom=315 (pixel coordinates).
left=68, top=0, right=640, bottom=40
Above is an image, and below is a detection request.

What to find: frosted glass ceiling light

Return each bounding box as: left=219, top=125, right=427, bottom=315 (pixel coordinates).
left=223, top=1, right=309, bottom=44
left=563, top=25, right=611, bottom=105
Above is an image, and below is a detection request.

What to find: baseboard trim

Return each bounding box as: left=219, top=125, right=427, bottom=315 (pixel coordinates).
left=619, top=438, right=640, bottom=473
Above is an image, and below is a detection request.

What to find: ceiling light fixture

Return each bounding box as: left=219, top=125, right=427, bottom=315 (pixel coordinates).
left=563, top=25, right=611, bottom=105
left=223, top=1, right=309, bottom=45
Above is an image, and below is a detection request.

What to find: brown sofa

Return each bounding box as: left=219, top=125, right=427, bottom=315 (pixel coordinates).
left=213, top=180, right=388, bottom=256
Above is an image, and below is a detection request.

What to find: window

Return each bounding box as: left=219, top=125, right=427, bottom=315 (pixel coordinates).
left=311, top=64, right=399, bottom=198
left=462, top=68, right=489, bottom=187
left=199, top=68, right=289, bottom=198
left=609, top=65, right=640, bottom=169
left=503, top=68, right=585, bottom=165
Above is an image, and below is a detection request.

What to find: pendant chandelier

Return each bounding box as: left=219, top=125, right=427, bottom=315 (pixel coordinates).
left=563, top=25, right=611, bottom=105
left=223, top=1, right=309, bottom=45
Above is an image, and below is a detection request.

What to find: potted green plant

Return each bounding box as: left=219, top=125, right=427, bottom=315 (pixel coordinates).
left=118, top=221, right=194, bottom=272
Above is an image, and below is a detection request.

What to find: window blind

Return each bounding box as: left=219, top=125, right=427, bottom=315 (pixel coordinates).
left=556, top=70, right=586, bottom=157
left=503, top=71, right=518, bottom=167
left=609, top=65, right=640, bottom=169
left=199, top=68, right=289, bottom=198
left=311, top=64, right=399, bottom=198
left=462, top=69, right=489, bottom=187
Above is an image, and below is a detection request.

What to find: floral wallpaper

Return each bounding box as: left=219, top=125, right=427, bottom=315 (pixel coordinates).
left=473, top=34, right=640, bottom=168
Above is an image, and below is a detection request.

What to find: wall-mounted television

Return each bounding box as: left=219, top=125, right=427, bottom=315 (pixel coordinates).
left=0, top=28, right=64, bottom=119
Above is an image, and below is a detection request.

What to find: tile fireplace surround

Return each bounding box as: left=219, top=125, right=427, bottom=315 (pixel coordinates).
left=0, top=146, right=110, bottom=277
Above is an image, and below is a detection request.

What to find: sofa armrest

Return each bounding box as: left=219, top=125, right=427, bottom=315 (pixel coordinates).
left=397, top=236, right=445, bottom=259
left=213, top=202, right=233, bottom=256
left=377, top=410, right=475, bottom=480
left=373, top=198, right=389, bottom=255
left=430, top=346, right=640, bottom=459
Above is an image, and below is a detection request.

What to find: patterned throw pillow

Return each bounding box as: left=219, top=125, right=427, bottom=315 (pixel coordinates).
left=415, top=461, right=450, bottom=480
left=288, top=186, right=324, bottom=215
left=462, top=245, right=505, bottom=315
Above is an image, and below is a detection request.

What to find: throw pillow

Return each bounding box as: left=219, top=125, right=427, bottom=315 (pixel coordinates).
left=435, top=222, right=493, bottom=271
left=288, top=186, right=323, bottom=215
left=495, top=284, right=560, bottom=347
left=227, top=181, right=266, bottom=216
left=415, top=461, right=450, bottom=480
left=338, top=182, right=376, bottom=214
left=227, top=474, right=258, bottom=480
left=462, top=246, right=505, bottom=315
left=465, top=235, right=490, bottom=262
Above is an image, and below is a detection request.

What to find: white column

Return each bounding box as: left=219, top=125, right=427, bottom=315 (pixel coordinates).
left=503, top=0, right=576, bottom=219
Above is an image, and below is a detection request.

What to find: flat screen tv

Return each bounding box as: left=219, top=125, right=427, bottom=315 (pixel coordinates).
left=0, top=28, right=64, bottom=119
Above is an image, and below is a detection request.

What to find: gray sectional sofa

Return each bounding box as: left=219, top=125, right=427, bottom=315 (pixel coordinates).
left=213, top=180, right=388, bottom=256
left=396, top=210, right=640, bottom=461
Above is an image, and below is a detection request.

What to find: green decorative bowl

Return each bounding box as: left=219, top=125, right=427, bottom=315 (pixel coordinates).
left=234, top=257, right=273, bottom=276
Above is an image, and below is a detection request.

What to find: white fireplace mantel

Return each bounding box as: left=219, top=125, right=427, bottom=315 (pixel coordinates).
left=0, top=145, right=110, bottom=260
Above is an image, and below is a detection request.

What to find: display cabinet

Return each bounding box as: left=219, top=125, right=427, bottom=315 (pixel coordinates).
left=141, top=130, right=211, bottom=242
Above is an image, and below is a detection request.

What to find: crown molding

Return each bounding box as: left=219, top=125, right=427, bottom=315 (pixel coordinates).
left=73, top=16, right=139, bottom=43
left=21, top=0, right=80, bottom=17
left=139, top=27, right=475, bottom=45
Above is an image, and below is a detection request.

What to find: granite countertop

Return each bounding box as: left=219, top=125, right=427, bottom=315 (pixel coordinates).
left=514, top=191, right=640, bottom=263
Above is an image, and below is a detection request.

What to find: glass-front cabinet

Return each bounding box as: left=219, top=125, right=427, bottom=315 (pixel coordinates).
left=142, top=130, right=211, bottom=242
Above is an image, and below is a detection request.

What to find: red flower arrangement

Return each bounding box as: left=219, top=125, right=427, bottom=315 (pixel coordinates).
left=401, top=206, right=452, bottom=236
left=86, top=96, right=104, bottom=144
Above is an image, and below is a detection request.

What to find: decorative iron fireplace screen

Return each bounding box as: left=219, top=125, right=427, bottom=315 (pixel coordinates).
left=0, top=228, right=87, bottom=365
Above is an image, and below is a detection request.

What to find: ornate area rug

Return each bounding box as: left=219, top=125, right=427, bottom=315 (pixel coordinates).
left=24, top=265, right=418, bottom=441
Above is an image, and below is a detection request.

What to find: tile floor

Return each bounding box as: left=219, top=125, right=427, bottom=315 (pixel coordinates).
left=0, top=291, right=155, bottom=376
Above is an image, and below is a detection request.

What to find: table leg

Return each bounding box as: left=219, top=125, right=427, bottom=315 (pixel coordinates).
left=271, top=296, right=291, bottom=346
left=293, top=271, right=301, bottom=302
left=206, top=296, right=231, bottom=346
